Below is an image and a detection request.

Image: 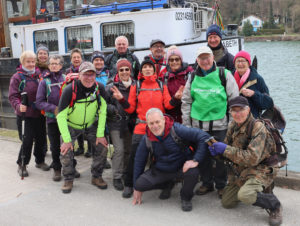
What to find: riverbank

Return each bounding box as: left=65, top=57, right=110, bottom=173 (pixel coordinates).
left=245, top=34, right=300, bottom=42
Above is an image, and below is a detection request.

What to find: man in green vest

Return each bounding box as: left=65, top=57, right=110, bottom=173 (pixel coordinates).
left=181, top=46, right=239, bottom=199
left=57, top=62, right=108, bottom=194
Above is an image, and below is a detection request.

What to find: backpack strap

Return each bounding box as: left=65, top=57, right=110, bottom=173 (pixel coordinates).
left=163, top=72, right=169, bottom=85
left=218, top=67, right=226, bottom=89
left=70, top=80, right=77, bottom=108
left=44, top=77, right=52, bottom=98
left=247, top=118, right=257, bottom=141
left=190, top=71, right=196, bottom=84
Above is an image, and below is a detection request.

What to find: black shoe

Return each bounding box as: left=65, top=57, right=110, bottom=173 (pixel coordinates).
left=122, top=186, right=133, bottom=198
left=105, top=161, right=111, bottom=169
left=18, top=165, right=29, bottom=177
left=181, top=199, right=193, bottom=212
left=35, top=162, right=50, bottom=171
left=159, top=182, right=175, bottom=200
left=74, top=169, right=80, bottom=178
left=84, top=150, right=92, bottom=158
left=113, top=179, right=124, bottom=191
left=74, top=147, right=84, bottom=156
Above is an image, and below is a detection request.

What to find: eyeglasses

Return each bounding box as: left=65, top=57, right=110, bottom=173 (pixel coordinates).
left=169, top=58, right=181, bottom=63
left=119, top=68, right=130, bottom=72
left=229, top=107, right=247, bottom=114
left=82, top=72, right=96, bottom=77
left=235, top=60, right=248, bottom=64
left=49, top=63, right=60, bottom=66
left=152, top=45, right=164, bottom=49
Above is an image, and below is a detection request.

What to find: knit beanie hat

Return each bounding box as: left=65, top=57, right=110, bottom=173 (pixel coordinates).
left=234, top=50, right=251, bottom=65
left=91, top=51, right=105, bottom=62
left=206, top=24, right=222, bottom=40
left=117, top=58, right=132, bottom=72
left=36, top=44, right=49, bottom=55
left=140, top=56, right=156, bottom=72
left=166, top=48, right=183, bottom=62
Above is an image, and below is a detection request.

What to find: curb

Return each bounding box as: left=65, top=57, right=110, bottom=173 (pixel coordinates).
left=275, top=170, right=300, bottom=190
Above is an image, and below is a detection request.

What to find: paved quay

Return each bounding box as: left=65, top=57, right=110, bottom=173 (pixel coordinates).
left=0, top=136, right=300, bottom=226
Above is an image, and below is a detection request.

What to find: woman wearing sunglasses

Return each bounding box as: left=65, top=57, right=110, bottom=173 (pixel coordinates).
left=160, top=47, right=193, bottom=123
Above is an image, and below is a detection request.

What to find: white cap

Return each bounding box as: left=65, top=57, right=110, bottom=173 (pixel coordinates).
left=197, top=46, right=213, bottom=57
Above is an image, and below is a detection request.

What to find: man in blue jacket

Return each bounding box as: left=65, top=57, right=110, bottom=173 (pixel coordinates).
left=132, top=108, right=210, bottom=211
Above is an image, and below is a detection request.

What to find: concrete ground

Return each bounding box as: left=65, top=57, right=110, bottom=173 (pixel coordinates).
left=0, top=136, right=299, bottom=226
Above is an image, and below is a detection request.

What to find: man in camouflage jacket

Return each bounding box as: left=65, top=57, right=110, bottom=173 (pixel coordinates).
left=208, top=96, right=282, bottom=226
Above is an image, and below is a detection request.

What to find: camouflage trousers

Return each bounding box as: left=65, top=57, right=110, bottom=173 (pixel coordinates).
left=60, top=122, right=107, bottom=181
left=221, top=177, right=264, bottom=208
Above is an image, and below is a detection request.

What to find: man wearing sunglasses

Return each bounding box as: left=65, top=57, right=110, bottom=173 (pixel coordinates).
left=56, top=62, right=108, bottom=194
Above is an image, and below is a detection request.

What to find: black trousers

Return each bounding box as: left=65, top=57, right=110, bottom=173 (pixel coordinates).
left=16, top=115, right=46, bottom=165
left=47, top=122, right=62, bottom=170
left=124, top=133, right=144, bottom=187
left=200, top=129, right=228, bottom=190
left=135, top=167, right=199, bottom=201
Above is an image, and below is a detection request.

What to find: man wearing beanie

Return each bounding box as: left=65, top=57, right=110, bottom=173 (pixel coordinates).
left=205, top=24, right=235, bottom=73
left=91, top=51, right=109, bottom=87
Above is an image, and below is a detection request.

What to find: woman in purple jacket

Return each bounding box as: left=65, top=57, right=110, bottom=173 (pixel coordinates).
left=9, top=50, right=50, bottom=177
left=36, top=55, right=66, bottom=181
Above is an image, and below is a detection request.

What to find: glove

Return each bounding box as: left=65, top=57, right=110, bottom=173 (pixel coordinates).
left=208, top=142, right=227, bottom=156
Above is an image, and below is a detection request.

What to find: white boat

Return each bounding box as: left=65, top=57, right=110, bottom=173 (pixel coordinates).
left=7, top=0, right=243, bottom=64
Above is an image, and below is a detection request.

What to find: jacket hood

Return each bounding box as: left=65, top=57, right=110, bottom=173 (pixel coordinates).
left=146, top=115, right=174, bottom=142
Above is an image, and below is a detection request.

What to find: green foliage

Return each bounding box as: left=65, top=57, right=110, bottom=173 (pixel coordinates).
left=256, top=28, right=285, bottom=35
left=243, top=20, right=253, bottom=36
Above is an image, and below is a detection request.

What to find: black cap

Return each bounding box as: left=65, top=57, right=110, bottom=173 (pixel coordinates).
left=150, top=39, right=165, bottom=48
left=228, top=96, right=249, bottom=108
left=140, top=56, right=156, bottom=72
left=91, top=51, right=105, bottom=62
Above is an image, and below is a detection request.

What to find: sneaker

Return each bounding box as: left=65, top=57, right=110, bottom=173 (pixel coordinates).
left=122, top=186, right=133, bottom=198
left=53, top=169, right=62, bottom=182
left=91, top=177, right=108, bottom=189
left=105, top=161, right=111, bottom=169
left=35, top=162, right=50, bottom=171
left=217, top=189, right=224, bottom=199
left=62, top=180, right=73, bottom=194
left=181, top=199, right=193, bottom=212
left=74, top=147, right=84, bottom=156
left=268, top=205, right=283, bottom=226
left=113, top=179, right=124, bottom=191
left=74, top=169, right=80, bottom=178
left=18, top=165, right=28, bottom=177
left=84, top=150, right=92, bottom=158
left=195, top=185, right=214, bottom=196
left=159, top=182, right=175, bottom=200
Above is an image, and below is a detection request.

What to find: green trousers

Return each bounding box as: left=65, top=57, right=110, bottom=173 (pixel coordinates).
left=221, top=177, right=264, bottom=208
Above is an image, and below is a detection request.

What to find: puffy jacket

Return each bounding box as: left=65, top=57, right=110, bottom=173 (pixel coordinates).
left=133, top=115, right=210, bottom=186
left=238, top=66, right=273, bottom=118
left=9, top=66, right=42, bottom=118
left=96, top=67, right=109, bottom=87
left=36, top=70, right=65, bottom=124
left=119, top=73, right=180, bottom=135
left=160, top=62, right=193, bottom=123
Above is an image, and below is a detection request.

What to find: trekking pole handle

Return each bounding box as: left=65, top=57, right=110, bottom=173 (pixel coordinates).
left=205, top=136, right=217, bottom=146
left=21, top=92, right=28, bottom=106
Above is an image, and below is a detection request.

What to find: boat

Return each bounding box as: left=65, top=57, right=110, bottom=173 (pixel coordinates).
left=0, top=0, right=244, bottom=129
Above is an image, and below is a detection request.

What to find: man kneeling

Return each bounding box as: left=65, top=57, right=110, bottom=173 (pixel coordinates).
left=208, top=96, right=282, bottom=226
left=132, top=108, right=209, bottom=211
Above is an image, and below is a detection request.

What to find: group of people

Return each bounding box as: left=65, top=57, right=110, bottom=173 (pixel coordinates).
left=8, top=24, right=282, bottom=226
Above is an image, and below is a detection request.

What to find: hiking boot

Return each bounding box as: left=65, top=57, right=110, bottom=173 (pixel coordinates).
left=159, top=182, right=175, bottom=200
left=74, top=169, right=80, bottom=178
left=113, top=179, right=124, bottom=191
left=84, top=149, right=92, bottom=158
left=181, top=199, right=193, bottom=212
left=267, top=205, right=283, bottom=226
left=62, top=181, right=73, bottom=194
left=53, top=169, right=62, bottom=182
left=18, top=165, right=28, bottom=177
left=217, top=189, right=224, bottom=199
left=92, top=177, right=108, bottom=189
left=105, top=161, right=111, bottom=169
left=74, top=147, right=84, bottom=156
left=35, top=162, right=50, bottom=171
left=195, top=185, right=214, bottom=196
left=122, top=186, right=133, bottom=198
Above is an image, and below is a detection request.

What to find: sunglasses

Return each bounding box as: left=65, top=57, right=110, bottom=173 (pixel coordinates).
left=119, top=68, right=130, bottom=72
left=169, top=58, right=181, bottom=63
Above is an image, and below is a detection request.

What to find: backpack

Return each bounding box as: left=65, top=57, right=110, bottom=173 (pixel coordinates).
left=247, top=117, right=288, bottom=168
left=136, top=79, right=164, bottom=97
left=163, top=71, right=191, bottom=85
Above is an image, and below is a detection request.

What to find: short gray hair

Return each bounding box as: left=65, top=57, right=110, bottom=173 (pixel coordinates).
left=48, top=54, right=64, bottom=65
left=115, top=36, right=129, bottom=46
left=146, top=108, right=164, bottom=121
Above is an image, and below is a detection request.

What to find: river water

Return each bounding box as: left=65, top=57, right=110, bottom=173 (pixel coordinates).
left=244, top=41, right=300, bottom=172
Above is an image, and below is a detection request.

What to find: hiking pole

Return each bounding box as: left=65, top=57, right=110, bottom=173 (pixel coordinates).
left=20, top=92, right=28, bottom=180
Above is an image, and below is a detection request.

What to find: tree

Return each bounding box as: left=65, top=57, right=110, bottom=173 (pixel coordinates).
left=243, top=20, right=253, bottom=36
left=268, top=0, right=276, bottom=28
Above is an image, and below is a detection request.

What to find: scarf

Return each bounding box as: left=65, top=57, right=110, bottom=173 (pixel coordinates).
left=22, top=65, right=36, bottom=76
left=234, top=68, right=250, bottom=90
left=121, top=78, right=132, bottom=88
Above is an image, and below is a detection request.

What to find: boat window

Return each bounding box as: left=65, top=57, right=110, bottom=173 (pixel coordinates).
left=6, top=0, right=30, bottom=18
left=34, top=29, right=58, bottom=52
left=101, top=22, right=135, bottom=49
left=36, top=0, right=60, bottom=15
left=65, top=25, right=93, bottom=52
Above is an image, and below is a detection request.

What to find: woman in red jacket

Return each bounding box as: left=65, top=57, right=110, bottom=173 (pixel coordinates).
left=111, top=56, right=184, bottom=198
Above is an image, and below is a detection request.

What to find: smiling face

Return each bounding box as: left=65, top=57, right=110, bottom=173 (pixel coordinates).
left=207, top=35, right=221, bottom=48
left=147, top=112, right=165, bottom=136
left=71, top=52, right=82, bottom=67
left=48, top=58, right=62, bottom=73
left=168, top=55, right=182, bottom=72
left=93, top=58, right=104, bottom=70
left=150, top=43, right=165, bottom=59
left=118, top=66, right=131, bottom=82
left=79, top=70, right=96, bottom=88
left=115, top=37, right=129, bottom=54
left=230, top=106, right=250, bottom=125
left=235, top=57, right=250, bottom=76
left=23, top=57, right=36, bottom=71
left=37, top=50, right=48, bottom=63
left=196, top=53, right=214, bottom=71
left=142, top=64, right=154, bottom=76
